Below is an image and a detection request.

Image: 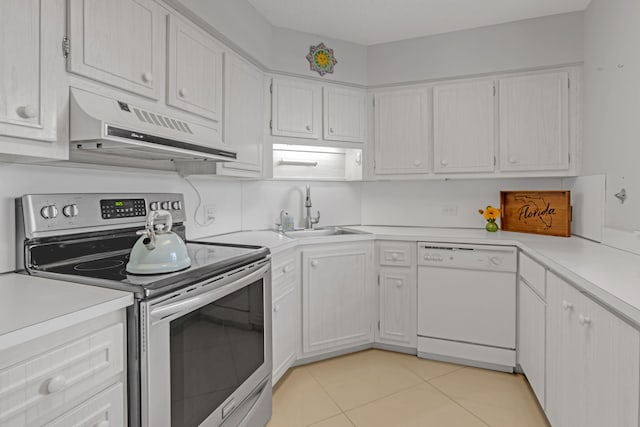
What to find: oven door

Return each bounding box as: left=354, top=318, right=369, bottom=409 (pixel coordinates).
left=141, top=260, right=272, bottom=427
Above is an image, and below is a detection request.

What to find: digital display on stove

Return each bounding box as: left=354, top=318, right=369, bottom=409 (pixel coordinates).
left=100, top=198, right=146, bottom=219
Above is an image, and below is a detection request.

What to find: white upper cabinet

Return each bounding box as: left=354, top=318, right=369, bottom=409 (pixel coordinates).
left=220, top=54, right=264, bottom=176
left=68, top=0, right=165, bottom=100
left=499, top=72, right=569, bottom=171
left=323, top=86, right=366, bottom=143
left=0, top=0, right=60, bottom=150
left=167, top=15, right=224, bottom=122
left=373, top=89, right=430, bottom=174
left=271, top=78, right=322, bottom=139
left=433, top=80, right=495, bottom=173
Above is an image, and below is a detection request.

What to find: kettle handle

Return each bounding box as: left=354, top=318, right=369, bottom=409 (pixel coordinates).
left=148, top=210, right=173, bottom=234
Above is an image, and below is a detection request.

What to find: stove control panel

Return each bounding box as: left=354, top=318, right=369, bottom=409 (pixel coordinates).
left=18, top=193, right=187, bottom=238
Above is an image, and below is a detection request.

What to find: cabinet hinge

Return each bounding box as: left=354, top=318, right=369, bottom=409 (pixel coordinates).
left=493, top=85, right=496, bottom=96
left=373, top=98, right=375, bottom=107
left=493, top=156, right=496, bottom=166
left=568, top=79, right=570, bottom=89
left=269, top=82, right=273, bottom=94
left=377, top=320, right=380, bottom=331
left=269, top=119, right=272, bottom=130
left=568, top=153, right=571, bottom=163
left=373, top=160, right=376, bottom=170
left=377, top=274, right=380, bottom=286
left=62, top=36, right=70, bottom=58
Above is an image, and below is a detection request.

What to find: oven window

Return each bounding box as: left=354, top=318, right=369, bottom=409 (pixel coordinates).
left=170, top=279, right=265, bottom=427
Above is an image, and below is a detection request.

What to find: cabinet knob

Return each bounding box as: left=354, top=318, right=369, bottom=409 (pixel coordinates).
left=142, top=72, right=153, bottom=83
left=17, top=105, right=37, bottom=119
left=440, top=159, right=448, bottom=166
left=179, top=88, right=188, bottom=98
left=414, top=160, right=422, bottom=167
left=395, top=280, right=403, bottom=288
left=273, top=305, right=280, bottom=313
left=329, top=127, right=334, bottom=134
left=305, top=125, right=312, bottom=131
left=95, top=421, right=109, bottom=427
left=562, top=300, right=574, bottom=310
left=283, top=265, right=294, bottom=273
left=46, top=375, right=67, bottom=393
left=391, top=253, right=399, bottom=260
left=508, top=156, right=517, bottom=164
left=310, top=260, right=318, bottom=267
left=578, top=314, right=591, bottom=326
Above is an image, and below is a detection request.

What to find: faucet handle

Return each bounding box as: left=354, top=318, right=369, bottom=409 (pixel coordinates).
left=312, top=210, right=321, bottom=225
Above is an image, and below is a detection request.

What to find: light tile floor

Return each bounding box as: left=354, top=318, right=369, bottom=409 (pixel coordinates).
left=268, top=350, right=550, bottom=427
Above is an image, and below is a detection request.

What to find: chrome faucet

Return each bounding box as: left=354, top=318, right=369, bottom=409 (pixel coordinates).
left=304, top=184, right=320, bottom=229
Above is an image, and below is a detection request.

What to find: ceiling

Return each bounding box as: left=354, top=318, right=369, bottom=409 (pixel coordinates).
left=247, top=0, right=590, bottom=46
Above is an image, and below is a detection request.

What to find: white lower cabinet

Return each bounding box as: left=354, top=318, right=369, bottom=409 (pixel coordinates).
left=0, top=311, right=127, bottom=427
left=271, top=250, right=300, bottom=385
left=376, top=241, right=416, bottom=348
left=301, top=242, right=375, bottom=355
left=546, top=271, right=640, bottom=427
left=517, top=279, right=546, bottom=409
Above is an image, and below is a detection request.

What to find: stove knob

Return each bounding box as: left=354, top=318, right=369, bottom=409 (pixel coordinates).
left=161, top=201, right=170, bottom=210
left=40, top=205, right=58, bottom=219
left=171, top=201, right=182, bottom=210
left=62, top=204, right=79, bottom=218
left=149, top=201, right=159, bottom=211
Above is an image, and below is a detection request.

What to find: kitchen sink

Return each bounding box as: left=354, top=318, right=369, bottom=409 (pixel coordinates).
left=284, top=227, right=365, bottom=238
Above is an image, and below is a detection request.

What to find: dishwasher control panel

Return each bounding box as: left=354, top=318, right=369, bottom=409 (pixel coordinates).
left=418, top=242, right=517, bottom=272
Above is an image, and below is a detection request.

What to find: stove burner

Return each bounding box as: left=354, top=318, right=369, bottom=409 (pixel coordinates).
left=74, top=259, right=125, bottom=272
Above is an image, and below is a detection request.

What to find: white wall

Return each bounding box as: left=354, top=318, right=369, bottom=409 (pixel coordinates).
left=583, top=0, right=640, bottom=239
left=367, top=12, right=584, bottom=86
left=361, top=179, right=562, bottom=228
left=241, top=180, right=362, bottom=230
left=271, top=27, right=368, bottom=86
left=1, top=162, right=242, bottom=273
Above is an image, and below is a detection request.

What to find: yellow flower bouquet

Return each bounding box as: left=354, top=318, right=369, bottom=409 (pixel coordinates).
left=478, top=206, right=501, bottom=232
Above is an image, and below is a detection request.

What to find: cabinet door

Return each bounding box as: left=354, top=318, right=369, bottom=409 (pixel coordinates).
left=584, top=298, right=639, bottom=427
left=68, top=0, right=165, bottom=99
left=0, top=0, right=58, bottom=144
left=272, top=287, right=298, bottom=385
left=167, top=15, right=224, bottom=121
left=220, top=54, right=264, bottom=176
left=374, top=89, right=430, bottom=174
left=433, top=80, right=495, bottom=173
left=302, top=244, right=374, bottom=354
left=517, top=280, right=546, bottom=409
left=323, top=86, right=366, bottom=143
left=499, top=72, right=569, bottom=171
left=545, top=272, right=586, bottom=427
left=271, top=78, right=321, bottom=139
left=379, top=267, right=416, bottom=346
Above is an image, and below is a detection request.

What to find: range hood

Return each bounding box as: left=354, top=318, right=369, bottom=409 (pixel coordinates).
left=69, top=88, right=236, bottom=162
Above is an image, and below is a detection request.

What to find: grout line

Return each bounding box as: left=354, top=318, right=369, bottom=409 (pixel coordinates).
left=426, top=379, right=492, bottom=427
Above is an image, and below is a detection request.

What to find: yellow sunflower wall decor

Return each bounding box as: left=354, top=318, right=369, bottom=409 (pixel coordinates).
left=306, top=43, right=337, bottom=76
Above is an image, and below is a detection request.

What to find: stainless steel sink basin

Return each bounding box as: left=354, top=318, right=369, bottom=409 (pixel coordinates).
left=284, top=227, right=364, bottom=238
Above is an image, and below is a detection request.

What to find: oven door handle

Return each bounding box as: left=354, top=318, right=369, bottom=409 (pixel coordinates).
left=149, top=262, right=270, bottom=323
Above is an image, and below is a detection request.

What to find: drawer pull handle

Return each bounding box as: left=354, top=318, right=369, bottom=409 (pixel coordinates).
left=46, top=375, right=67, bottom=393
left=579, top=314, right=592, bottom=326
left=283, top=265, right=294, bottom=273
left=562, top=300, right=574, bottom=310
left=17, top=105, right=37, bottom=119
left=95, top=421, right=110, bottom=427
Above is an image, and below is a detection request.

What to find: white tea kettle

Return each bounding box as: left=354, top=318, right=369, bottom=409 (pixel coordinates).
left=126, top=210, right=191, bottom=275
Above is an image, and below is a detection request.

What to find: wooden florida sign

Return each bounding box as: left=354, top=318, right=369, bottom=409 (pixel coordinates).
left=500, top=191, right=571, bottom=237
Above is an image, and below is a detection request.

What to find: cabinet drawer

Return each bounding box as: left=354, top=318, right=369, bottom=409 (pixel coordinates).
left=0, top=323, right=124, bottom=427
left=272, top=253, right=298, bottom=298
left=519, top=252, right=546, bottom=298
left=379, top=242, right=414, bottom=267
left=44, top=382, right=124, bottom=427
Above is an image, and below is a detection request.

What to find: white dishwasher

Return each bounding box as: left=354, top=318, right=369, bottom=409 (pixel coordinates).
left=417, top=242, right=517, bottom=372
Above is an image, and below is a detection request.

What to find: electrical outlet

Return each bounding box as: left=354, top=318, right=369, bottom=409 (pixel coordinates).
left=441, top=205, right=458, bottom=216
left=204, top=204, right=216, bottom=223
